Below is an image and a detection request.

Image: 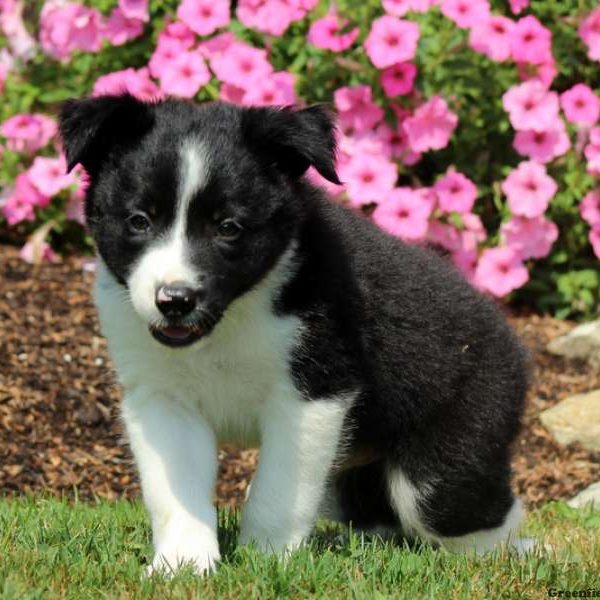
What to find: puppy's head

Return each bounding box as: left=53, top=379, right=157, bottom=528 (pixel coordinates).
left=59, top=94, right=339, bottom=347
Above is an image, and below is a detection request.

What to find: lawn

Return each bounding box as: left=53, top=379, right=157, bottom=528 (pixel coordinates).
left=0, top=498, right=598, bottom=599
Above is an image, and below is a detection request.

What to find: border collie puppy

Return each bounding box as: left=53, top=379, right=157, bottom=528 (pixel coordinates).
left=59, top=94, right=529, bottom=574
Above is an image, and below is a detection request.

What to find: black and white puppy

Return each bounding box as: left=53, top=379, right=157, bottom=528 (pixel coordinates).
left=59, top=94, right=529, bottom=574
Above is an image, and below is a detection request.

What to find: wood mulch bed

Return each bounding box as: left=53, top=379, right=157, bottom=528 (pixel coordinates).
left=1, top=245, right=599, bottom=509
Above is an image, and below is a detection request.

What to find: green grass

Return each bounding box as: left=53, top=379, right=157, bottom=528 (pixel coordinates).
left=0, top=497, right=598, bottom=599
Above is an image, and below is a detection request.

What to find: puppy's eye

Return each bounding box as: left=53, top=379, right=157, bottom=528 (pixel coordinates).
left=216, top=219, right=242, bottom=241
left=127, top=212, right=152, bottom=234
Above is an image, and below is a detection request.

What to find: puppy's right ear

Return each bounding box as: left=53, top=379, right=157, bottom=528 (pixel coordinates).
left=59, top=94, right=155, bottom=175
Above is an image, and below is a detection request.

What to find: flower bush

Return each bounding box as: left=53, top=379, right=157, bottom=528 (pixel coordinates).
left=1, top=0, right=599, bottom=317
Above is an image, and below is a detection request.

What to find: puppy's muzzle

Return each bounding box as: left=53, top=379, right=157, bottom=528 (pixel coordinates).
left=155, top=282, right=204, bottom=319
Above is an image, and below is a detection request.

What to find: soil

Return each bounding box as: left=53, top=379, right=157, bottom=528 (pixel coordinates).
left=1, top=245, right=599, bottom=509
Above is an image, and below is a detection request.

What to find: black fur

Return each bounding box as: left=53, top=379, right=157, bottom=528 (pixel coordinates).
left=59, top=94, right=527, bottom=540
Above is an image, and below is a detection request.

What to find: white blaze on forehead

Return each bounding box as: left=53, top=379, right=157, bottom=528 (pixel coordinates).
left=126, top=140, right=209, bottom=325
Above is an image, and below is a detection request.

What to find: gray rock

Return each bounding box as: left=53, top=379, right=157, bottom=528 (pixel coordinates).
left=568, top=481, right=600, bottom=509
left=539, top=389, right=600, bottom=451
left=546, top=319, right=600, bottom=369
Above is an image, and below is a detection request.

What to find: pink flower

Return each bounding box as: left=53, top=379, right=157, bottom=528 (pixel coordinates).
left=585, top=127, right=600, bottom=175
left=40, top=2, right=103, bottom=61
left=374, top=122, right=420, bottom=164
left=220, top=83, right=246, bottom=104
left=560, top=84, right=600, bottom=127
left=20, top=240, right=58, bottom=264
left=381, top=0, right=437, bottom=17
left=579, top=7, right=600, bottom=62
left=434, top=171, right=477, bottom=213
left=474, top=246, right=529, bottom=297
left=177, top=0, right=230, bottom=36
left=511, top=16, right=552, bottom=65
left=241, top=71, right=296, bottom=105
left=237, top=0, right=300, bottom=36
left=158, top=50, right=210, bottom=98
left=0, top=0, right=36, bottom=60
left=210, top=43, right=272, bottom=88
left=93, top=67, right=163, bottom=101
left=103, top=8, right=144, bottom=46
left=452, top=249, right=478, bottom=283
left=516, top=55, right=557, bottom=89
left=403, top=96, right=458, bottom=153
left=307, top=13, right=359, bottom=53
left=149, top=35, right=190, bottom=78
left=380, top=62, right=417, bottom=97
left=501, top=215, right=558, bottom=259
left=364, top=16, right=420, bottom=69
left=440, top=0, right=490, bottom=29
left=509, top=0, right=529, bottom=15
left=469, top=16, right=515, bottom=62
left=0, top=113, right=57, bottom=153
left=502, top=81, right=559, bottom=132
left=580, top=190, right=600, bottom=227
left=28, top=155, right=75, bottom=197
left=2, top=173, right=50, bottom=225
left=501, top=161, right=557, bottom=218
left=513, top=122, right=570, bottom=164
left=338, top=152, right=398, bottom=207
left=372, top=187, right=432, bottom=241
left=119, top=0, right=149, bottom=22
left=590, top=226, right=600, bottom=259
left=162, top=20, right=196, bottom=48
left=334, top=85, right=384, bottom=133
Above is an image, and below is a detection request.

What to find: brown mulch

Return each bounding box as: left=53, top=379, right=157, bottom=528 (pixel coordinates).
left=0, top=245, right=599, bottom=509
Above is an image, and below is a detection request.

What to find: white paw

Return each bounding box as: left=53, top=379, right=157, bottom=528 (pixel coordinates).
left=147, top=529, right=221, bottom=577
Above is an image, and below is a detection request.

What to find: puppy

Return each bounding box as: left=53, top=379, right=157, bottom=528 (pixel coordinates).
left=59, top=94, right=529, bottom=574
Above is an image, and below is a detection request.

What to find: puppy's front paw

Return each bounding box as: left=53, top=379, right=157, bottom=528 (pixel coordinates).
left=147, top=529, right=221, bottom=577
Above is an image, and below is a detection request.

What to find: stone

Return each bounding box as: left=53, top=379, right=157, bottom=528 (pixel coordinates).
left=568, top=481, right=600, bottom=509
left=539, top=389, right=600, bottom=451
left=546, top=319, right=600, bottom=369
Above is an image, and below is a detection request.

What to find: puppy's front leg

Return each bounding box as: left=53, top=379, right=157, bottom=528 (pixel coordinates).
left=239, top=391, right=351, bottom=555
left=123, top=390, right=219, bottom=575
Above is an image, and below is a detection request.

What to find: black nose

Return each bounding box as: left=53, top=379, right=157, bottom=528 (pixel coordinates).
left=155, top=282, right=201, bottom=318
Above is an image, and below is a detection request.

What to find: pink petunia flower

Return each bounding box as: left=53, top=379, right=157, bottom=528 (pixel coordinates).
left=93, top=67, right=163, bottom=101
left=469, top=15, right=515, bottom=62
left=501, top=215, right=559, bottom=259
left=474, top=246, right=529, bottom=297
left=28, top=155, right=75, bottom=197
left=241, top=71, right=296, bottom=105
left=0, top=113, right=57, bottom=154
left=148, top=35, right=191, bottom=79
left=2, top=172, right=50, bottom=225
left=580, top=190, right=600, bottom=227
left=177, top=0, right=230, bottom=36
left=452, top=249, right=478, bottom=284
left=162, top=20, right=196, bottom=48
left=380, top=62, right=417, bottom=97
left=372, top=187, right=432, bottom=241
left=158, top=50, right=210, bottom=98
left=590, top=226, right=600, bottom=259
left=501, top=161, right=557, bottom=218
left=210, top=43, right=273, bottom=88
left=511, top=15, right=552, bottom=65
left=374, top=122, right=420, bottom=164
left=381, top=0, right=438, bottom=16
left=338, top=152, right=398, bottom=207
left=364, top=16, right=420, bottom=69
left=20, top=240, right=58, bottom=264
left=237, top=0, right=300, bottom=37
left=509, top=0, right=529, bottom=15
left=579, top=7, right=600, bottom=62
left=502, top=81, right=560, bottom=132
left=513, top=122, right=570, bottom=164
left=434, top=170, right=477, bottom=213
left=118, top=0, right=149, bottom=22
left=560, top=84, right=600, bottom=127
left=307, top=13, right=359, bottom=52
left=440, top=0, right=490, bottom=29
left=403, top=96, right=458, bottom=153
left=334, top=85, right=384, bottom=133
left=40, top=1, right=104, bottom=61
left=584, top=127, right=600, bottom=175
left=103, top=8, right=144, bottom=46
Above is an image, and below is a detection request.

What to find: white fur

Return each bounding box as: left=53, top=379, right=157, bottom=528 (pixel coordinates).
left=127, top=142, right=207, bottom=326
left=387, top=468, right=526, bottom=554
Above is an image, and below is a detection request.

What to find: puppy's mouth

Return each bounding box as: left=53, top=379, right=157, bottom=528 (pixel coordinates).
left=149, top=324, right=207, bottom=348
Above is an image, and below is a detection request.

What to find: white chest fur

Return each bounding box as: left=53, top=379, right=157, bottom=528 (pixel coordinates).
left=94, top=257, right=302, bottom=446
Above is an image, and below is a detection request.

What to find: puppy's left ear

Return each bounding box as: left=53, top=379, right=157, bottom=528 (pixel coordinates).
left=241, top=105, right=341, bottom=184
